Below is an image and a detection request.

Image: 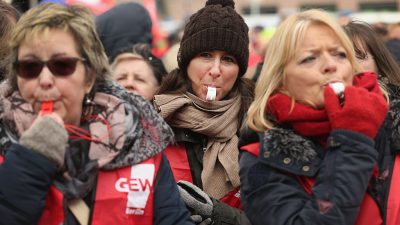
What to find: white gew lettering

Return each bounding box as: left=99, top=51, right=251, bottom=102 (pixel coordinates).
left=115, top=178, right=130, bottom=192
left=113, top=164, right=155, bottom=209
left=127, top=164, right=154, bottom=208
left=115, top=178, right=153, bottom=192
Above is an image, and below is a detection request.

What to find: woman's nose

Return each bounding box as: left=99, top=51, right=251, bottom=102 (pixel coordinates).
left=38, top=66, right=55, bottom=90
left=126, top=75, right=137, bottom=87
left=208, top=59, right=221, bottom=79
left=322, top=55, right=338, bottom=74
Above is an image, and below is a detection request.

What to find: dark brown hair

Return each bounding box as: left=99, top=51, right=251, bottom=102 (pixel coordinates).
left=344, top=21, right=400, bottom=89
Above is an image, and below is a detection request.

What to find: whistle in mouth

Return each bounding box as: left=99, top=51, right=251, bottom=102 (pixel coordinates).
left=329, top=82, right=345, bottom=106
left=206, top=86, right=216, bottom=101
left=41, top=101, right=54, bottom=115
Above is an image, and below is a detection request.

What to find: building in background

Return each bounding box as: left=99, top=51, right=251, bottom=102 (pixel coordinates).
left=114, top=0, right=400, bottom=32
left=11, top=0, right=400, bottom=34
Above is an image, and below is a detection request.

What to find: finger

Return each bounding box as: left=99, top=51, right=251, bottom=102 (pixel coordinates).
left=190, top=215, right=203, bottom=223
left=323, top=85, right=340, bottom=111
left=199, top=218, right=213, bottom=225
left=342, top=86, right=368, bottom=106
left=36, top=112, right=64, bottom=126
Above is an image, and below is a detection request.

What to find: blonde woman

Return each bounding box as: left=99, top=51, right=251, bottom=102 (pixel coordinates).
left=239, top=9, right=388, bottom=225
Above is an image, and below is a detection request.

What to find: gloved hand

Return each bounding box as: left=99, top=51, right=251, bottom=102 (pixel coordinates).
left=324, top=85, right=388, bottom=139
left=20, top=114, right=68, bottom=168
left=177, top=180, right=213, bottom=223
left=190, top=215, right=213, bottom=225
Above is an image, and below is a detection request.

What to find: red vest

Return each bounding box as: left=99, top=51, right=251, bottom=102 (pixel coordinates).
left=165, top=144, right=242, bottom=209
left=386, top=154, right=400, bottom=225
left=35, top=153, right=162, bottom=225
left=241, top=142, right=383, bottom=225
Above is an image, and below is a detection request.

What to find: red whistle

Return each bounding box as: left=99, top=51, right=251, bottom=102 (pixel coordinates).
left=41, top=101, right=53, bottom=114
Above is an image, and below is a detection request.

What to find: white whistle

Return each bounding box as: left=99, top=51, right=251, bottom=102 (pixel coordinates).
left=206, top=86, right=216, bottom=101
left=329, top=82, right=345, bottom=95
left=329, top=82, right=345, bottom=106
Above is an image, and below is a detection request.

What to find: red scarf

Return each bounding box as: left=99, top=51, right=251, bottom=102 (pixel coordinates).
left=267, top=72, right=382, bottom=143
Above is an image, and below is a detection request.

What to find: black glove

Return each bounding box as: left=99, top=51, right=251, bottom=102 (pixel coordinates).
left=190, top=215, right=213, bottom=225
left=177, top=180, right=213, bottom=221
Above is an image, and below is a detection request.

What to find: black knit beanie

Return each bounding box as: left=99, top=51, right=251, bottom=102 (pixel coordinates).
left=178, top=0, right=249, bottom=76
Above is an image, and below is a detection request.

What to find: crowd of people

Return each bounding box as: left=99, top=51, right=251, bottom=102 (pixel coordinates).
left=1, top=0, right=400, bottom=224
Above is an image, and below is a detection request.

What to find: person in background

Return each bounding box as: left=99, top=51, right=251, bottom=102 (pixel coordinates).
left=111, top=43, right=167, bottom=101
left=372, top=22, right=389, bottom=41
left=153, top=0, right=253, bottom=224
left=0, top=3, right=194, bottom=225
left=344, top=20, right=400, bottom=225
left=240, top=9, right=388, bottom=225
left=344, top=21, right=400, bottom=96
left=96, top=2, right=152, bottom=61
left=386, top=23, right=400, bottom=65
left=0, top=0, right=19, bottom=80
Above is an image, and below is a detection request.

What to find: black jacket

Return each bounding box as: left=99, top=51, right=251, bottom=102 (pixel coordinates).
left=96, top=2, right=153, bottom=61
left=240, top=128, right=379, bottom=225
left=0, top=143, right=193, bottom=225
left=173, top=128, right=251, bottom=225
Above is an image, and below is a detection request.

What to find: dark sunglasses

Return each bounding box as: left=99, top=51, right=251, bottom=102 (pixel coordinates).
left=14, top=57, right=87, bottom=79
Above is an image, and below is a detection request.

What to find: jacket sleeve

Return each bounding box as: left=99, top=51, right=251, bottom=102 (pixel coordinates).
left=153, top=152, right=194, bottom=225
left=0, top=143, right=57, bottom=225
left=240, top=130, right=378, bottom=225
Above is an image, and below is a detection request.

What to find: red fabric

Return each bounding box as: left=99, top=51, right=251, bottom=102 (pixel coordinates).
left=165, top=144, right=243, bottom=209
left=297, top=176, right=382, bottom=225
left=220, top=187, right=243, bottom=209
left=354, top=194, right=383, bottom=225
left=165, top=144, right=193, bottom=183
left=38, top=187, right=64, bottom=225
left=268, top=92, right=330, bottom=141
left=268, top=72, right=387, bottom=140
left=240, top=143, right=260, bottom=157
left=386, top=154, right=400, bottom=225
left=38, top=154, right=161, bottom=225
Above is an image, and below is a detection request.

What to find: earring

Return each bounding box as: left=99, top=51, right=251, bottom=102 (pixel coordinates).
left=82, top=94, right=94, bottom=118
left=84, top=94, right=93, bottom=106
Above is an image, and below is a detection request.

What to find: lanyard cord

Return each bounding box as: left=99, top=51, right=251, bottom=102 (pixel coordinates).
left=64, top=114, right=111, bottom=142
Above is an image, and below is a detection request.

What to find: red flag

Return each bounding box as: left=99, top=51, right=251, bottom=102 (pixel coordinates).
left=143, top=0, right=168, bottom=57
left=66, top=0, right=115, bottom=15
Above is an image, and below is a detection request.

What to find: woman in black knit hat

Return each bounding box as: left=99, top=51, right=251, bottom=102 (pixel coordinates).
left=153, top=0, right=253, bottom=224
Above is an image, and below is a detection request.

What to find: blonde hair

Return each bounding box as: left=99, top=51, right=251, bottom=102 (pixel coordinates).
left=8, top=3, right=111, bottom=92
left=247, top=9, right=357, bottom=132
left=111, top=53, right=144, bottom=70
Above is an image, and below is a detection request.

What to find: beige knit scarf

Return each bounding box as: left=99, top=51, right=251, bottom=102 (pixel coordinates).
left=154, top=92, right=241, bottom=199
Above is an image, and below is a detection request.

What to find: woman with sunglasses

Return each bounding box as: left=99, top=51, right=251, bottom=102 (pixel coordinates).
left=0, top=3, right=193, bottom=225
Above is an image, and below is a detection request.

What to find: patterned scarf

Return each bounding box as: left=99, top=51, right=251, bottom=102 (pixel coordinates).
left=0, top=80, right=174, bottom=198
left=154, top=92, right=241, bottom=199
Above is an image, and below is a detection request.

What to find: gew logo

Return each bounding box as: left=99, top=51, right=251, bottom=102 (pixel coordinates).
left=115, top=164, right=155, bottom=213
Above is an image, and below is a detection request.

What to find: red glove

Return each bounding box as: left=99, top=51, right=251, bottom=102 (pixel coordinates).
left=324, top=86, right=388, bottom=139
